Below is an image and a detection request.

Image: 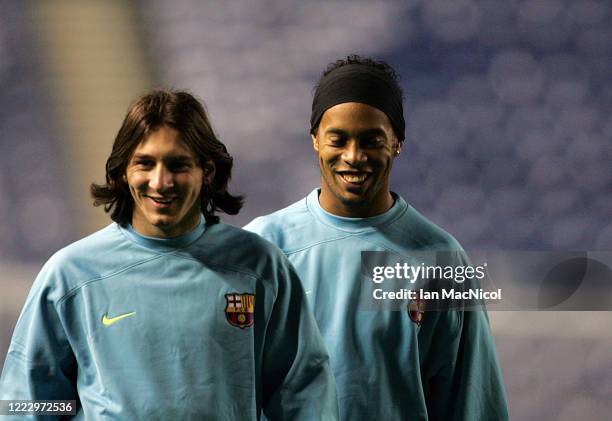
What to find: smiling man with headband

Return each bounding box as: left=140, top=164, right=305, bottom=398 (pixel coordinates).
left=246, top=55, right=509, bottom=420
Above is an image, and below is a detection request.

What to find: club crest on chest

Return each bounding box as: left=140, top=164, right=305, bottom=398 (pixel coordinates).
left=408, top=298, right=425, bottom=326
left=225, top=293, right=255, bottom=329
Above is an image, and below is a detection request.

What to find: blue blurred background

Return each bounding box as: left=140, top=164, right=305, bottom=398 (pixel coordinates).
left=1, top=1, right=611, bottom=418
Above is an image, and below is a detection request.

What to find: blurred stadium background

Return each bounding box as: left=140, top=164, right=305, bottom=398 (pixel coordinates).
left=0, top=0, right=611, bottom=418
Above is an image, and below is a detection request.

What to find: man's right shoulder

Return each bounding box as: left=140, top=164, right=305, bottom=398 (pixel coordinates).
left=50, top=223, right=124, bottom=264
left=244, top=196, right=312, bottom=250
left=17, top=224, right=128, bottom=304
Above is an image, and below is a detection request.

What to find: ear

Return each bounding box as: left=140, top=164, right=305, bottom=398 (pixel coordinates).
left=202, top=160, right=216, bottom=186
left=311, top=134, right=320, bottom=152
left=394, top=140, right=403, bottom=157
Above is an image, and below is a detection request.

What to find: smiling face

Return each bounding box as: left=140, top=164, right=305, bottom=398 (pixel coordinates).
left=125, top=125, right=214, bottom=238
left=312, top=102, right=401, bottom=217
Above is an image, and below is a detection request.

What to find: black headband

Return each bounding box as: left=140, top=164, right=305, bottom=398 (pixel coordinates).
left=310, top=64, right=405, bottom=141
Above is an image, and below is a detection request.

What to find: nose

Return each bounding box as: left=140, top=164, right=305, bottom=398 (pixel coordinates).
left=342, top=140, right=367, bottom=165
left=149, top=164, right=174, bottom=191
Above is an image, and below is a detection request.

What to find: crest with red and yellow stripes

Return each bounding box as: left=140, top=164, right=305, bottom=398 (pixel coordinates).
left=225, top=293, right=255, bottom=329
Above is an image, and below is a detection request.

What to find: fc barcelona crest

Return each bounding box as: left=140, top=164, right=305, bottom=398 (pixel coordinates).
left=225, top=293, right=255, bottom=329
left=408, top=298, right=425, bottom=326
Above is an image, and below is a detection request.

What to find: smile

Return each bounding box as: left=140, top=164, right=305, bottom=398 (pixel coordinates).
left=145, top=195, right=176, bottom=207
left=337, top=171, right=370, bottom=185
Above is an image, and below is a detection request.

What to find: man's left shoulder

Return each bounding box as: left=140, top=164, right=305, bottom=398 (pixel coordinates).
left=394, top=201, right=465, bottom=252
left=195, top=222, right=290, bottom=273
left=202, top=222, right=281, bottom=253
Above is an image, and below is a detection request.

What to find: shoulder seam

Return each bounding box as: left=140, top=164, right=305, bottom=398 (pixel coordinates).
left=56, top=250, right=271, bottom=306
left=284, top=232, right=414, bottom=257
left=284, top=233, right=355, bottom=256
left=56, top=254, right=166, bottom=306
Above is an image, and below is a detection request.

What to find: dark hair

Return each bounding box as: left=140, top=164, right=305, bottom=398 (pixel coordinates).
left=91, top=89, right=243, bottom=225
left=312, top=54, right=405, bottom=140
left=319, top=55, right=403, bottom=91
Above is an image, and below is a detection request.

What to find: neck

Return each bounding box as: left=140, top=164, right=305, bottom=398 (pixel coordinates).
left=318, top=188, right=394, bottom=218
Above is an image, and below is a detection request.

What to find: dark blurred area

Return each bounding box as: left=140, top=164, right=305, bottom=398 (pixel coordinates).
left=0, top=1, right=75, bottom=262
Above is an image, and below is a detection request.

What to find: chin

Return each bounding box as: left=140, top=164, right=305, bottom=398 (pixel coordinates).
left=150, top=217, right=176, bottom=230
left=339, top=194, right=369, bottom=207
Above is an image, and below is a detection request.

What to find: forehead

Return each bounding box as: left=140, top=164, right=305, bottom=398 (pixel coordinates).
left=318, top=102, right=393, bottom=133
left=132, top=126, right=196, bottom=158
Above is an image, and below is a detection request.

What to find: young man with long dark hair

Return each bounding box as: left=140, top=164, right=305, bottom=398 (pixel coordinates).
left=1, top=90, right=337, bottom=420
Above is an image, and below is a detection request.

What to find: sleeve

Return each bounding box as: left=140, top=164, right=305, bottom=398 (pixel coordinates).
left=258, top=259, right=339, bottom=421
left=418, top=251, right=509, bottom=421
left=0, top=264, right=79, bottom=420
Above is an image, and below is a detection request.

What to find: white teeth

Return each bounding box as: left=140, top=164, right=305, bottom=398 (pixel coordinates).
left=340, top=173, right=368, bottom=183
left=150, top=197, right=173, bottom=204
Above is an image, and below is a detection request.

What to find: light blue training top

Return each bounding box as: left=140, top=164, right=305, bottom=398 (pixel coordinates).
left=245, top=189, right=509, bottom=421
left=1, top=217, right=338, bottom=420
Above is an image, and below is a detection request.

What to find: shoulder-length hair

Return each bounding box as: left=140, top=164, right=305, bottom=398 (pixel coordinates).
left=91, top=89, right=243, bottom=225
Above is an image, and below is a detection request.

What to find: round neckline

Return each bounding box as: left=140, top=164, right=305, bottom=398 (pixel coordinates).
left=305, top=188, right=407, bottom=233
left=121, top=215, right=206, bottom=251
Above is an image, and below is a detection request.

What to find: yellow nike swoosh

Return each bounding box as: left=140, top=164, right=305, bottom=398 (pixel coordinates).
left=102, top=312, right=136, bottom=326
